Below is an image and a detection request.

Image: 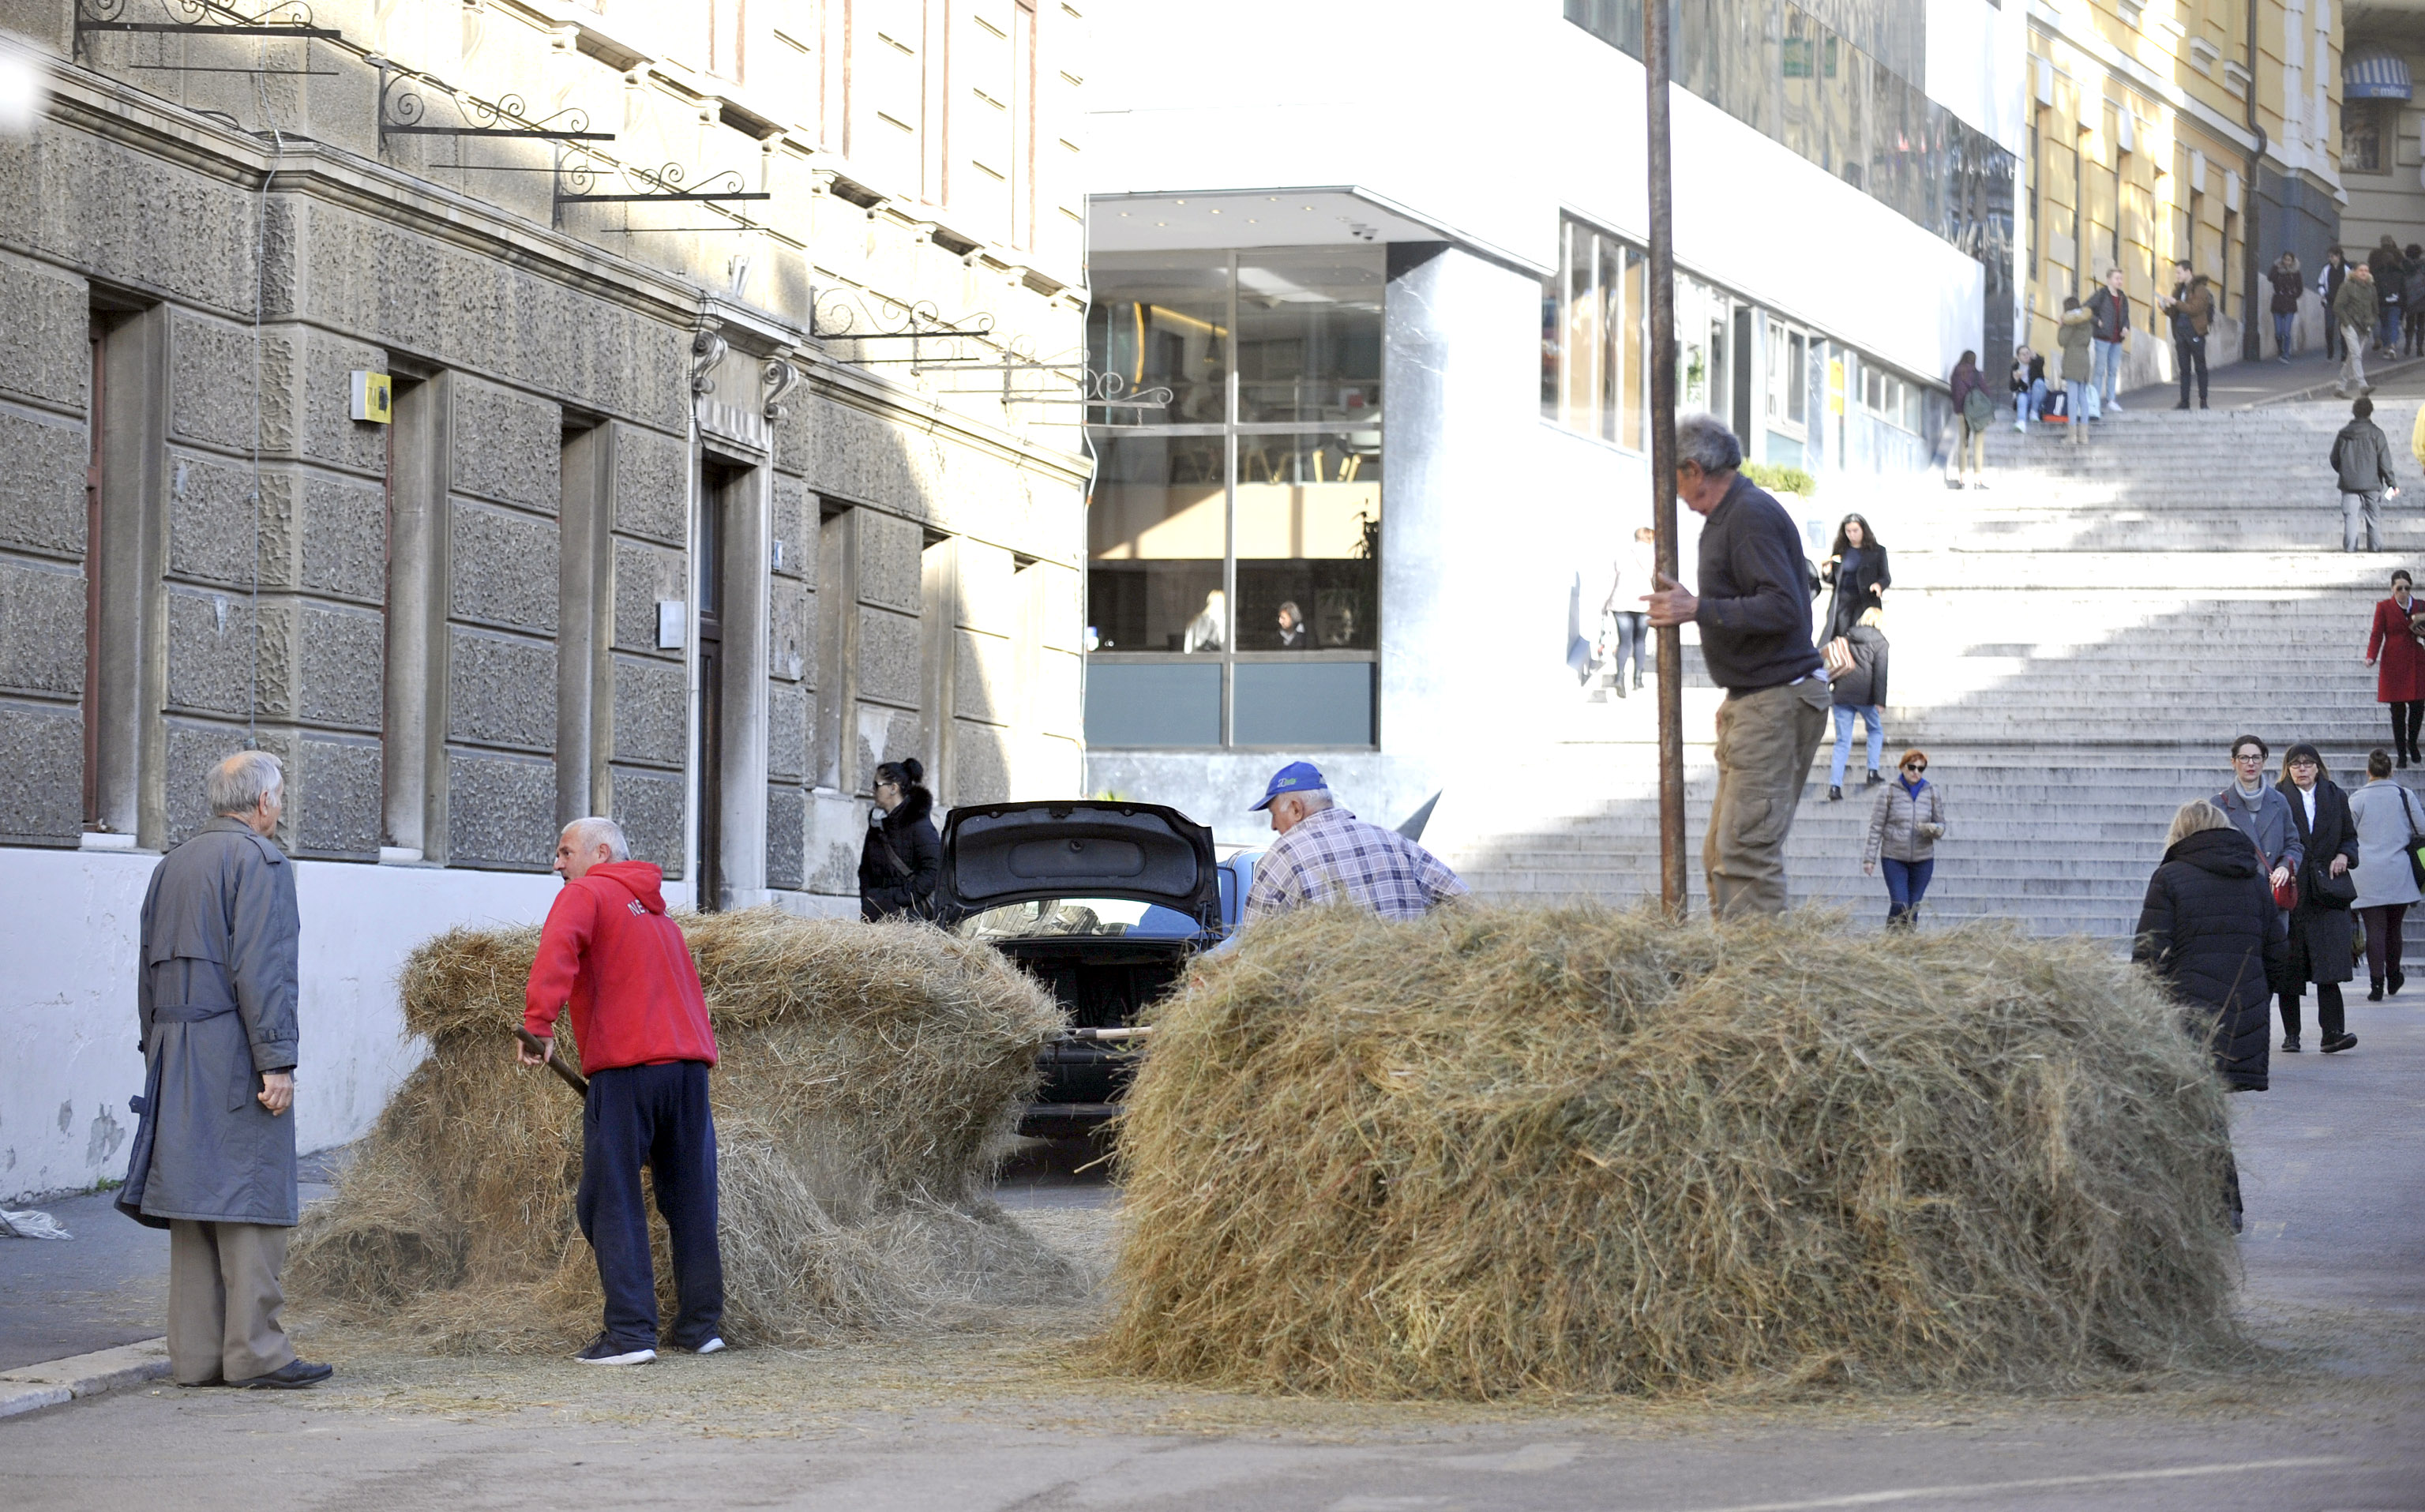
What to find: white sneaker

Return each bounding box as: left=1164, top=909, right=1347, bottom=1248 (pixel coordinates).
left=2014, top=420, right=2026, bottom=432
left=689, top=1337, right=726, bottom=1355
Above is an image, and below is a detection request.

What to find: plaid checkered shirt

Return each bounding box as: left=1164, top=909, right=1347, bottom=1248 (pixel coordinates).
left=1242, top=805, right=1468, bottom=926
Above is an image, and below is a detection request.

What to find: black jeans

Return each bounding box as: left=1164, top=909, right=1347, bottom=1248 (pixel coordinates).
left=2175, top=333, right=2209, bottom=405
left=1611, top=611, right=1647, bottom=685
left=577, top=1060, right=724, bottom=1350
left=2392, top=700, right=2423, bottom=759
left=2279, top=982, right=2345, bottom=1041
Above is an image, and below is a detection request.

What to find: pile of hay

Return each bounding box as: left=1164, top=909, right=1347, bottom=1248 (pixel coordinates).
left=289, top=908, right=1079, bottom=1353
left=1102, top=906, right=2248, bottom=1398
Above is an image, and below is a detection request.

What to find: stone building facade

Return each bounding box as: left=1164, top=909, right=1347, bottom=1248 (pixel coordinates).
left=0, top=0, right=1091, bottom=1199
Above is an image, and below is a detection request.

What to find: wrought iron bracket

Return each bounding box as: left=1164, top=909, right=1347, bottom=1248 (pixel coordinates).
left=553, top=154, right=770, bottom=228
left=809, top=287, right=1001, bottom=370
left=374, top=62, right=614, bottom=157
left=75, top=0, right=340, bottom=51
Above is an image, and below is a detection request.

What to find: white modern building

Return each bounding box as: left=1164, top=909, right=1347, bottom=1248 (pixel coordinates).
left=1079, top=0, right=2030, bottom=841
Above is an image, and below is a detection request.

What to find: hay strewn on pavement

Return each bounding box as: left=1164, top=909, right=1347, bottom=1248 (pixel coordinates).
left=1103, top=906, right=2248, bottom=1398
left=289, top=909, right=1079, bottom=1353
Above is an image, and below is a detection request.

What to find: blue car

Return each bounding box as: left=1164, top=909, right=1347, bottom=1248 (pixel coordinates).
left=937, top=801, right=1257, bottom=1131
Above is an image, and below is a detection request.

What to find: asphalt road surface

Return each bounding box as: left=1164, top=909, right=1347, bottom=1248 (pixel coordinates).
left=5, top=1006, right=2419, bottom=1512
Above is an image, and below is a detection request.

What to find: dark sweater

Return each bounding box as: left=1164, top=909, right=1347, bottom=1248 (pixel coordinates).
left=1695, top=474, right=1823, bottom=695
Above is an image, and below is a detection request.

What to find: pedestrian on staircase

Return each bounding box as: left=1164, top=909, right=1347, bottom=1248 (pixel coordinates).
left=1642, top=413, right=1830, bottom=920
left=1827, top=606, right=1889, bottom=800
left=2088, top=268, right=2131, bottom=413
left=2011, top=347, right=2048, bottom=432
left=2057, top=296, right=2095, bottom=442
left=2131, top=798, right=2282, bottom=1234
left=2335, top=263, right=2380, bottom=400
left=2330, top=396, right=2401, bottom=553
left=1819, top=513, right=1890, bottom=641
left=1863, top=748, right=1944, bottom=929
left=2274, top=743, right=2360, bottom=1056
left=2320, top=246, right=2352, bottom=362
left=2346, top=748, right=2421, bottom=1000
left=2366, top=569, right=2425, bottom=764
left=2160, top=261, right=2213, bottom=410
left=1599, top=526, right=1655, bottom=698
left=2216, top=734, right=2302, bottom=896
left=1947, top=350, right=1992, bottom=487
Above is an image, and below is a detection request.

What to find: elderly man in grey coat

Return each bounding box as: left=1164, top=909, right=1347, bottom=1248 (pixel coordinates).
left=117, top=751, right=332, bottom=1389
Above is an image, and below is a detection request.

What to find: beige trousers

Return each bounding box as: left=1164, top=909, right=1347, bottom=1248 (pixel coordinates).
left=168, top=1220, right=296, bottom=1385
left=1706, top=677, right=1832, bottom=920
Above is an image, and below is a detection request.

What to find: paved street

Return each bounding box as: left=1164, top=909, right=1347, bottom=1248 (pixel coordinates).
left=4, top=1003, right=2420, bottom=1511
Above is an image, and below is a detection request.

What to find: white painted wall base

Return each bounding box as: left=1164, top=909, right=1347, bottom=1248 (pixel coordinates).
left=0, top=848, right=631, bottom=1203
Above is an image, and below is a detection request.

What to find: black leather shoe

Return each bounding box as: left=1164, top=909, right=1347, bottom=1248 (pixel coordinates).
left=231, top=1359, right=332, bottom=1390
left=1866, top=770, right=1884, bottom=786
left=2370, top=979, right=2385, bottom=1002
left=2281, top=1035, right=2301, bottom=1053
left=1828, top=785, right=1842, bottom=801
left=2390, top=969, right=2405, bottom=996
left=2322, top=1032, right=2359, bottom=1054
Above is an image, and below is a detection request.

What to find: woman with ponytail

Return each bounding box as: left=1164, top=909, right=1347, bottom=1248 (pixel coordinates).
left=858, top=758, right=941, bottom=921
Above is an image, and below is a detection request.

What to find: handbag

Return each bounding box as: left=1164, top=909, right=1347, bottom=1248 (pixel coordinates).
left=2273, top=872, right=2299, bottom=910
left=2401, top=786, right=2425, bottom=891
left=1823, top=636, right=1856, bottom=677
left=2307, top=858, right=2357, bottom=910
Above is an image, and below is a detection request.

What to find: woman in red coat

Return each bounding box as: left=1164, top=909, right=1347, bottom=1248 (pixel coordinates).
left=2366, top=569, right=2425, bottom=766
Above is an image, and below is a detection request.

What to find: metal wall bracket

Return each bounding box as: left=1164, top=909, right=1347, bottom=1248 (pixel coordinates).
left=76, top=0, right=343, bottom=69
left=374, top=62, right=614, bottom=157
left=809, top=287, right=999, bottom=366
left=553, top=155, right=770, bottom=229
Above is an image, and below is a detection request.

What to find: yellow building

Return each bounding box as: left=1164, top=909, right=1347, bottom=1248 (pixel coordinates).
left=2023, top=0, right=2344, bottom=390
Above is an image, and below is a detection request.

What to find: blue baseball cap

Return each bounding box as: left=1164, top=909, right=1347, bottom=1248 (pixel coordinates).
left=1251, top=760, right=1327, bottom=811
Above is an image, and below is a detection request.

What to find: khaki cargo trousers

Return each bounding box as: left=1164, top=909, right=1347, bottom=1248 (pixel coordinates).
left=1705, top=677, right=1832, bottom=920
left=167, top=1219, right=297, bottom=1385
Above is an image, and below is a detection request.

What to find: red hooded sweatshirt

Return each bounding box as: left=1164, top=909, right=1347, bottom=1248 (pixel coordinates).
left=523, top=861, right=718, bottom=1074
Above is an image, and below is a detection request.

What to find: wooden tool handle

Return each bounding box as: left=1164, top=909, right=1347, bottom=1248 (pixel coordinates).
left=513, top=1027, right=590, bottom=1097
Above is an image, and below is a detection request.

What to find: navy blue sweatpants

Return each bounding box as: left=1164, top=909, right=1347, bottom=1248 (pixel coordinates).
left=576, top=1060, right=723, bottom=1350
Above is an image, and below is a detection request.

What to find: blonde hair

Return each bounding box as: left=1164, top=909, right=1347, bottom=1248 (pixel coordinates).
left=2166, top=799, right=2236, bottom=850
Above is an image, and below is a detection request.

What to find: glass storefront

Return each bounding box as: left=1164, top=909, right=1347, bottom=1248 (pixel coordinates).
left=1086, top=249, right=1383, bottom=749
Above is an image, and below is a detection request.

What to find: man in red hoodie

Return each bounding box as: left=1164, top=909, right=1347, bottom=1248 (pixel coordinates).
left=520, top=816, right=723, bottom=1365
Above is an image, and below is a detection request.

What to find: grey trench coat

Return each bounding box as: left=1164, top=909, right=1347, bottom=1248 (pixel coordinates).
left=116, top=817, right=301, bottom=1229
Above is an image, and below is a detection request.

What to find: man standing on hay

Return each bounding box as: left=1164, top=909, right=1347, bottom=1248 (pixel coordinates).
left=1241, top=760, right=1467, bottom=924
left=1646, top=414, right=1832, bottom=918
left=520, top=816, right=726, bottom=1365
left=118, top=751, right=333, bottom=1390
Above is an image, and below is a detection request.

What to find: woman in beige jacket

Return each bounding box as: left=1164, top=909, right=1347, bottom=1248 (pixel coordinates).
left=1864, top=748, right=1947, bottom=929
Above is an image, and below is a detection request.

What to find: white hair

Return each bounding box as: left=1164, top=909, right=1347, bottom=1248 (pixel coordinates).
left=562, top=816, right=630, bottom=862
left=205, top=750, right=283, bottom=816
left=1676, top=412, right=1744, bottom=475
left=1285, top=788, right=1335, bottom=812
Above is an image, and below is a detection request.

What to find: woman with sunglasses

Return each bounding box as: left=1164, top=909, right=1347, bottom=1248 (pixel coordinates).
left=858, top=758, right=941, bottom=922
left=2274, top=743, right=2360, bottom=1054
left=1862, top=748, right=1946, bottom=929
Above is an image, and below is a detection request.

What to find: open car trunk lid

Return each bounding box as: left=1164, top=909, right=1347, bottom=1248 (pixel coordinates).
left=938, top=801, right=1219, bottom=931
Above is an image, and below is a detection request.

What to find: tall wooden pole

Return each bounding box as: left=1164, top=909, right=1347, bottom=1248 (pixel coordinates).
left=1646, top=0, right=1686, bottom=918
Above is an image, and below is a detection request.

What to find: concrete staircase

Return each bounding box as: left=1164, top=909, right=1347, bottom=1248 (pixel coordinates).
left=1432, top=399, right=2425, bottom=943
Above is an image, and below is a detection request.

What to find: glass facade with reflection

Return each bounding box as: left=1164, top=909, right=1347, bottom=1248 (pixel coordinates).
left=1563, top=0, right=2014, bottom=282
left=1084, top=249, right=1384, bottom=749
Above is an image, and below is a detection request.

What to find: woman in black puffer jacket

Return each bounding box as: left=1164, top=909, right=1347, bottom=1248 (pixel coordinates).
left=2134, top=798, right=2286, bottom=1233
left=2134, top=799, right=2284, bottom=1093
left=858, top=758, right=941, bottom=921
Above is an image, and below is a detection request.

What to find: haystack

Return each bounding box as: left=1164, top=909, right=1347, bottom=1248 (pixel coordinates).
left=1103, top=906, right=2248, bottom=1398
left=288, top=908, right=1078, bottom=1352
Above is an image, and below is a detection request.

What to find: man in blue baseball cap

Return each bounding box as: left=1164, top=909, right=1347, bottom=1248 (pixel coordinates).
left=1242, top=761, right=1466, bottom=927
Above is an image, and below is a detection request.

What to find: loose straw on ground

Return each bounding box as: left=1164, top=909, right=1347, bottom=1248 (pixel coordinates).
left=288, top=909, right=1079, bottom=1353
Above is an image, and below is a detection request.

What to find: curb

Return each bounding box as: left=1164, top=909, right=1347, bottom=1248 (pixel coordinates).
left=2254, top=355, right=2425, bottom=407
left=0, top=1338, right=171, bottom=1420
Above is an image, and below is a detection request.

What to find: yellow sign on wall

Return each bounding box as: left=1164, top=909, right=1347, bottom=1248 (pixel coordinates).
left=350, top=370, right=392, bottom=424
